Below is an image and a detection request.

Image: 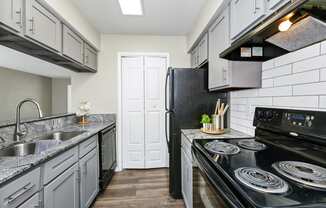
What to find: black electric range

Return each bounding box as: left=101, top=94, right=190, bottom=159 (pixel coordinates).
left=192, top=108, right=326, bottom=208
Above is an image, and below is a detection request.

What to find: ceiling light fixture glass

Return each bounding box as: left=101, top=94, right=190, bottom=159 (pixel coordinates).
left=278, top=19, right=293, bottom=32
left=118, top=0, right=143, bottom=16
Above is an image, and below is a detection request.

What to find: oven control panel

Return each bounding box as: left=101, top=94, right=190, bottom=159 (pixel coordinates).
left=285, top=113, right=315, bottom=128
left=254, top=107, right=326, bottom=140
left=254, top=108, right=317, bottom=129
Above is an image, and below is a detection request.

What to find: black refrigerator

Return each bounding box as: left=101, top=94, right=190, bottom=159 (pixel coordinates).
left=165, top=66, right=228, bottom=199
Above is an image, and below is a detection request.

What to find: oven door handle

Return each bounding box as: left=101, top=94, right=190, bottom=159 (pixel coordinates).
left=192, top=147, right=246, bottom=208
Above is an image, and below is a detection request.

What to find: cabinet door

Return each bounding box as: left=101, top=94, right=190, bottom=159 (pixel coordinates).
left=209, top=7, right=230, bottom=90
left=0, top=0, right=23, bottom=32
left=230, top=0, right=265, bottom=40
left=84, top=43, right=97, bottom=70
left=199, top=34, right=208, bottom=65
left=17, top=193, right=40, bottom=208
left=181, top=148, right=192, bottom=208
left=25, top=0, right=61, bottom=51
left=80, top=148, right=99, bottom=208
left=267, top=0, right=289, bottom=11
left=63, top=25, right=83, bottom=63
left=44, top=163, right=79, bottom=208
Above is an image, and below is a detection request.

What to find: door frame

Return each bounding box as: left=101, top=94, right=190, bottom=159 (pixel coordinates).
left=117, top=52, right=170, bottom=171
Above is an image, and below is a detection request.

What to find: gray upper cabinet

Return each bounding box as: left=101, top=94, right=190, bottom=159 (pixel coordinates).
left=230, top=0, right=265, bottom=40
left=209, top=4, right=262, bottom=91
left=0, top=0, right=23, bottom=32
left=209, top=6, right=230, bottom=90
left=25, top=0, right=61, bottom=51
left=190, top=33, right=208, bottom=69
left=266, top=0, right=290, bottom=12
left=84, top=43, right=98, bottom=71
left=44, top=163, right=79, bottom=208
left=198, top=33, right=208, bottom=66
left=80, top=148, right=99, bottom=208
left=63, top=25, right=84, bottom=64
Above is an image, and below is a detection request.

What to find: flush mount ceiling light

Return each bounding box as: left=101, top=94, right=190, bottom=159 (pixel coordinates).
left=118, top=0, right=143, bottom=16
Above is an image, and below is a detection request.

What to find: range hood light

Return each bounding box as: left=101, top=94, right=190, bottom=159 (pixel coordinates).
left=278, top=20, right=293, bottom=32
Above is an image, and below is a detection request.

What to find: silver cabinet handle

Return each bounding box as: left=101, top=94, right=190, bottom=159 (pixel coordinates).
left=29, top=18, right=35, bottom=33
left=83, top=163, right=87, bottom=175
left=6, top=183, right=35, bottom=204
left=16, top=9, right=22, bottom=27
left=253, top=0, right=260, bottom=14
left=85, top=55, right=89, bottom=64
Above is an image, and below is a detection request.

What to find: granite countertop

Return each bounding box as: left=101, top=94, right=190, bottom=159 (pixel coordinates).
left=181, top=128, right=251, bottom=143
left=0, top=120, right=115, bottom=187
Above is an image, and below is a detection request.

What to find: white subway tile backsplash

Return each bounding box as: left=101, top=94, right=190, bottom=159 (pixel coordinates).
left=248, top=97, right=273, bottom=106
left=320, top=68, right=326, bottom=81
left=274, top=70, right=320, bottom=87
left=230, top=43, right=326, bottom=134
left=274, top=43, right=320, bottom=67
left=258, top=86, right=292, bottom=97
left=293, top=55, right=326, bottom=73
left=320, top=96, right=326, bottom=108
left=321, top=41, right=326, bottom=54
left=262, top=65, right=292, bottom=79
left=262, top=79, right=274, bottom=88
left=293, top=82, right=326, bottom=95
left=262, top=59, right=274, bottom=71
left=273, top=96, right=319, bottom=108
left=231, top=98, right=247, bottom=105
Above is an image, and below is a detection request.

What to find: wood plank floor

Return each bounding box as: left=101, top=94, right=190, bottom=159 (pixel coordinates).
left=93, top=168, right=185, bottom=208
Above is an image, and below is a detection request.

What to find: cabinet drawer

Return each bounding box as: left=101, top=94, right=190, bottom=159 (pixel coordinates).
left=44, top=146, right=78, bottom=184
left=181, top=133, right=192, bottom=160
left=63, top=25, right=84, bottom=63
left=17, top=193, right=40, bottom=208
left=0, top=168, right=40, bottom=208
left=79, top=135, right=98, bottom=158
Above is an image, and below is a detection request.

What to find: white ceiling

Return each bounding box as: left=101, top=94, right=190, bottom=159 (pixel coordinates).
left=71, top=0, right=207, bottom=35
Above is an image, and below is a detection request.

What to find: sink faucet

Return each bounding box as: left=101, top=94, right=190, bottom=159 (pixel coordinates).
left=14, top=98, right=43, bottom=142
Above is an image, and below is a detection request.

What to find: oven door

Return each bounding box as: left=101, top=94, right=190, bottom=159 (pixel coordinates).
left=192, top=147, right=245, bottom=208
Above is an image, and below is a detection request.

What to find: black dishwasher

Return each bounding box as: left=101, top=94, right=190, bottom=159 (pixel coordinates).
left=98, top=124, right=116, bottom=191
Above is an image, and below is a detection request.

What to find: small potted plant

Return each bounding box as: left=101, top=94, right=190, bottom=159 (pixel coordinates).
left=200, top=114, right=211, bottom=130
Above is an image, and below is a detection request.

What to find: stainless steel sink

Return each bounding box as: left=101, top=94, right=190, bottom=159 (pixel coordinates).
left=0, top=142, right=37, bottom=157
left=38, top=131, right=86, bottom=142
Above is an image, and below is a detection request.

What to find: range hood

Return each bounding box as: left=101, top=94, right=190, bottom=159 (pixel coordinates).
left=220, top=0, right=326, bottom=61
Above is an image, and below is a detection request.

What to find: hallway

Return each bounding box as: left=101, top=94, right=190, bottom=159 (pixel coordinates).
left=93, top=168, right=185, bottom=208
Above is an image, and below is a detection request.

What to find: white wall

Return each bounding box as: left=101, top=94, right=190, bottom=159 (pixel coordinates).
left=52, top=78, right=71, bottom=114
left=44, top=0, right=100, bottom=49
left=230, top=41, right=326, bottom=136
left=70, top=34, right=190, bottom=114
left=0, top=67, right=52, bottom=122
left=187, top=0, right=224, bottom=51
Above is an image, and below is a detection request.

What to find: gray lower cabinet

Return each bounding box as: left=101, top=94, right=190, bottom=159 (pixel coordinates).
left=0, top=168, right=40, bottom=208
left=17, top=193, right=40, bottom=208
left=63, top=25, right=84, bottom=64
left=80, top=148, right=99, bottom=208
left=44, top=163, right=80, bottom=208
left=181, top=134, right=192, bottom=208
left=24, top=0, right=61, bottom=51
left=84, top=43, right=98, bottom=71
left=0, top=0, right=23, bottom=32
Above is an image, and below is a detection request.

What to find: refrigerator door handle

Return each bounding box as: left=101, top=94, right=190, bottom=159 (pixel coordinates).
left=165, top=111, right=171, bottom=153
left=165, top=70, right=170, bottom=111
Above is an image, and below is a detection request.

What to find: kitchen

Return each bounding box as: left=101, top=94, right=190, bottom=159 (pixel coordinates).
left=0, top=0, right=326, bottom=207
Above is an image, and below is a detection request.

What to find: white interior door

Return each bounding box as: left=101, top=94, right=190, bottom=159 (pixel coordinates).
left=122, top=55, right=167, bottom=169
left=122, top=56, right=145, bottom=169
left=144, top=56, right=167, bottom=168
